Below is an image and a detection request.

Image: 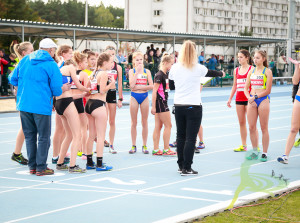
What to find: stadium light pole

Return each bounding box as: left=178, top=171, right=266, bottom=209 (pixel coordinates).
left=85, top=0, right=88, bottom=26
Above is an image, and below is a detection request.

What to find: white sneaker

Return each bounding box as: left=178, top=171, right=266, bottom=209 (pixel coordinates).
left=277, top=155, right=288, bottom=164
left=109, top=145, right=117, bottom=154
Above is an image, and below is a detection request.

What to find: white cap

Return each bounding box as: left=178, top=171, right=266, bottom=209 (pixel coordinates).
left=39, top=38, right=58, bottom=49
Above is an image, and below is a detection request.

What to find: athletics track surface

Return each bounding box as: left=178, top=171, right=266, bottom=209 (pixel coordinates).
left=0, top=85, right=299, bottom=223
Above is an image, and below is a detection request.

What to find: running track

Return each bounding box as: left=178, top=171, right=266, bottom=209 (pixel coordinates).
left=0, top=85, right=299, bottom=223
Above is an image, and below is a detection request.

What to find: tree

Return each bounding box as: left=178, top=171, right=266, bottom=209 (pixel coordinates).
left=94, top=3, right=114, bottom=27
left=239, top=27, right=253, bottom=36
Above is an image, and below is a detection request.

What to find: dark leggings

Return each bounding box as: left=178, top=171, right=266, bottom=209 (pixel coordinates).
left=175, top=105, right=202, bottom=170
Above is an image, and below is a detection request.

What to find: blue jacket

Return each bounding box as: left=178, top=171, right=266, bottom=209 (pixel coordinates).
left=208, top=57, right=218, bottom=70
left=9, top=50, right=62, bottom=115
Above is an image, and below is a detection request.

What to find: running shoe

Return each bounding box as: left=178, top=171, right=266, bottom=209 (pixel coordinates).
left=169, top=141, right=177, bottom=147
left=36, top=168, right=54, bottom=176
left=194, top=147, right=200, bottom=154
left=294, top=138, right=300, bottom=147
left=260, top=154, right=268, bottom=162
left=96, top=164, right=113, bottom=171
left=104, top=140, right=109, bottom=147
left=181, top=168, right=198, bottom=176
left=63, top=157, right=70, bottom=164
left=162, top=149, right=177, bottom=156
left=69, top=165, right=87, bottom=173
left=129, top=146, right=137, bottom=154
left=177, top=168, right=182, bottom=173
left=86, top=162, right=96, bottom=170
left=234, top=145, right=247, bottom=152
left=56, top=164, right=69, bottom=171
left=197, top=142, right=205, bottom=149
left=152, top=149, right=163, bottom=156
left=11, top=153, right=28, bottom=165
left=52, top=157, right=58, bottom=164
left=142, top=146, right=149, bottom=154
left=30, top=169, right=36, bottom=175
left=77, top=152, right=83, bottom=157
left=52, top=157, right=70, bottom=164
left=81, top=154, right=87, bottom=160
left=109, top=145, right=117, bottom=154
left=245, top=149, right=260, bottom=160
left=277, top=155, right=288, bottom=164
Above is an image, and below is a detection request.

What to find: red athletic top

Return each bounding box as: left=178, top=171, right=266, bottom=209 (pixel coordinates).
left=235, top=66, right=252, bottom=102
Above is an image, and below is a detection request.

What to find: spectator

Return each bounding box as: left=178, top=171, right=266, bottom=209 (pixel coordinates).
left=208, top=54, right=218, bottom=86
left=7, top=53, right=17, bottom=74
left=146, top=46, right=150, bottom=55
left=116, top=49, right=127, bottom=65
left=148, top=44, right=156, bottom=56
left=277, top=53, right=287, bottom=77
left=198, top=51, right=204, bottom=64
left=9, top=38, right=69, bottom=176
left=128, top=49, right=135, bottom=64
left=161, top=48, right=166, bottom=54
left=0, top=49, right=10, bottom=96
left=148, top=50, right=156, bottom=78
left=143, top=54, right=149, bottom=68
left=174, top=51, right=179, bottom=63
left=269, top=59, right=276, bottom=75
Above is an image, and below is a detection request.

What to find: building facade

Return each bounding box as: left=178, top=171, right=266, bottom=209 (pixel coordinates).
left=125, top=0, right=300, bottom=57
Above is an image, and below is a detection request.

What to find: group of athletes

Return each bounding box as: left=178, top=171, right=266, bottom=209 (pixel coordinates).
left=9, top=39, right=300, bottom=175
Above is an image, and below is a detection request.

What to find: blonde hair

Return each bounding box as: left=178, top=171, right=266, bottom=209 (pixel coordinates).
left=56, top=45, right=72, bottom=57
left=73, top=51, right=87, bottom=64
left=97, top=52, right=111, bottom=67
left=132, top=51, right=144, bottom=68
left=13, top=42, right=32, bottom=60
left=105, top=45, right=116, bottom=51
left=178, top=40, right=197, bottom=69
left=255, top=50, right=268, bottom=68
left=159, top=53, right=173, bottom=70
left=64, top=59, right=77, bottom=66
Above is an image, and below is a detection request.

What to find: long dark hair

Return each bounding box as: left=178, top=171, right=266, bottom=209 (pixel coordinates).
left=239, top=49, right=252, bottom=65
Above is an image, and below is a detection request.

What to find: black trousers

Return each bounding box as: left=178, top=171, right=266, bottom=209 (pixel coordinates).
left=175, top=105, right=202, bottom=170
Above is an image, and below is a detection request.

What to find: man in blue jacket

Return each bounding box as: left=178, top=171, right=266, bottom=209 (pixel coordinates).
left=9, top=38, right=68, bottom=176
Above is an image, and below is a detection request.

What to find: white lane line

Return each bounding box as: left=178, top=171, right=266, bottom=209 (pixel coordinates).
left=4, top=192, right=132, bottom=223
left=4, top=150, right=300, bottom=223
left=182, top=188, right=233, bottom=196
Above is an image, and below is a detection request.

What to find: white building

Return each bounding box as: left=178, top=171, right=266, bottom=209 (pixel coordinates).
left=125, top=0, right=300, bottom=57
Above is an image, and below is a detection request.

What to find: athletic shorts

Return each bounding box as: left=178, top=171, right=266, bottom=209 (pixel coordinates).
left=236, top=101, right=248, bottom=106
left=156, top=99, right=169, bottom=113
left=106, top=89, right=117, bottom=104
left=74, top=98, right=85, bottom=114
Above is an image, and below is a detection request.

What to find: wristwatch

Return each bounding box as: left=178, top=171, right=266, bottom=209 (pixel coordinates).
left=118, top=98, right=123, bottom=101
left=254, top=94, right=258, bottom=99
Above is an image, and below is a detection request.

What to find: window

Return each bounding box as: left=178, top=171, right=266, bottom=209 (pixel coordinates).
left=211, top=9, right=215, bottom=16
left=195, top=8, right=200, bottom=15
left=232, top=12, right=236, bottom=18
left=270, top=16, right=273, bottom=22
left=232, top=25, right=235, bottom=32
left=154, top=10, right=162, bottom=16
left=263, top=28, right=267, bottom=34
left=210, top=24, right=215, bottom=30
left=153, top=24, right=162, bottom=30
left=245, top=13, right=249, bottom=19
left=245, top=0, right=249, bottom=5
left=252, top=14, right=256, bottom=20
left=218, top=24, right=222, bottom=31
left=225, top=11, right=229, bottom=18
left=203, top=9, right=208, bottom=15
left=264, top=15, right=267, bottom=21
left=258, top=15, right=261, bottom=21
left=258, top=27, right=262, bottom=33
left=218, top=10, right=222, bottom=17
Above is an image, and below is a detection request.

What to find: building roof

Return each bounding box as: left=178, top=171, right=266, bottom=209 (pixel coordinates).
left=0, top=18, right=287, bottom=47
